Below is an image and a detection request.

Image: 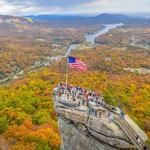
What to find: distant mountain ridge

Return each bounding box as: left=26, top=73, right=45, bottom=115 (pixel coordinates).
left=94, top=13, right=150, bottom=24
left=25, top=13, right=150, bottom=26
left=26, top=14, right=86, bottom=20
left=0, top=13, right=150, bottom=27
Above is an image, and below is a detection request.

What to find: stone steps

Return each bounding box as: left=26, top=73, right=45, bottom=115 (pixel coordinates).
left=122, top=120, right=144, bottom=150
left=115, top=117, right=144, bottom=150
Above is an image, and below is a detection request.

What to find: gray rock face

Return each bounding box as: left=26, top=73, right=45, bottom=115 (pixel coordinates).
left=59, top=117, right=119, bottom=150
left=55, top=106, right=134, bottom=150
left=53, top=94, right=147, bottom=150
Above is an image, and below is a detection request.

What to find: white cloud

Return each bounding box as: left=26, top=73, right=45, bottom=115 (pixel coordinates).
left=0, top=0, right=150, bottom=16
left=19, top=6, right=63, bottom=15
left=76, top=0, right=150, bottom=13
left=0, top=0, right=60, bottom=15
left=0, top=0, right=18, bottom=14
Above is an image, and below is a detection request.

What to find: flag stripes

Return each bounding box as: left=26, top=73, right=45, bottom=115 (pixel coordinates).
left=68, top=56, right=87, bottom=72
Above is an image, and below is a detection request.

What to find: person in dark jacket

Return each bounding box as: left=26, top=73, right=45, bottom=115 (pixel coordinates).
left=143, top=145, right=147, bottom=150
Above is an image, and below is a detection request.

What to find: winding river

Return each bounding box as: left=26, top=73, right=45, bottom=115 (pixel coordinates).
left=85, top=23, right=123, bottom=44
left=66, top=23, right=124, bottom=56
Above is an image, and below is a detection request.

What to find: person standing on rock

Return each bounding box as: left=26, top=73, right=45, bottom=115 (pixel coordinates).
left=72, top=87, right=76, bottom=101
left=67, top=90, right=70, bottom=100
left=108, top=112, right=114, bottom=123
left=120, top=110, right=125, bottom=119
left=136, top=135, right=140, bottom=144
left=97, top=111, right=102, bottom=118
left=58, top=91, right=62, bottom=97
left=78, top=100, right=81, bottom=107
left=143, top=145, right=147, bottom=150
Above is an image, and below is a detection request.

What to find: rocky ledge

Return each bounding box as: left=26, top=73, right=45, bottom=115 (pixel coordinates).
left=53, top=85, right=148, bottom=150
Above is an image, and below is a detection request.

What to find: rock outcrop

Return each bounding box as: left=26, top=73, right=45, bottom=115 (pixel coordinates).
left=59, top=117, right=120, bottom=150
left=53, top=88, right=148, bottom=150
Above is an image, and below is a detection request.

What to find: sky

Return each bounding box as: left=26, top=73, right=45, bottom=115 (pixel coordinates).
left=0, top=0, right=150, bottom=16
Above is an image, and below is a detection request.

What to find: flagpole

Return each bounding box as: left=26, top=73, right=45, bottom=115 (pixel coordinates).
left=65, top=56, right=68, bottom=88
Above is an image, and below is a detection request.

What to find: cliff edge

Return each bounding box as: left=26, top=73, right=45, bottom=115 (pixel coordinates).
left=53, top=85, right=148, bottom=150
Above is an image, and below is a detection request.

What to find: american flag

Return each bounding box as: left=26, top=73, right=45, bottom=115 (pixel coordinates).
left=68, top=56, right=87, bottom=72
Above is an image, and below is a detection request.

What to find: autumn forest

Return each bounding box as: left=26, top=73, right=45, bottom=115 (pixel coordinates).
left=0, top=14, right=150, bottom=149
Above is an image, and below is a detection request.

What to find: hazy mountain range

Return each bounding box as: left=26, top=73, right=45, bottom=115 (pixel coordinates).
left=0, top=13, right=150, bottom=28
left=25, top=13, right=150, bottom=26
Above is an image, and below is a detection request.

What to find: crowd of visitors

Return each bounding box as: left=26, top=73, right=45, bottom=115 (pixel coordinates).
left=53, top=83, right=125, bottom=120
left=56, top=83, right=105, bottom=105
